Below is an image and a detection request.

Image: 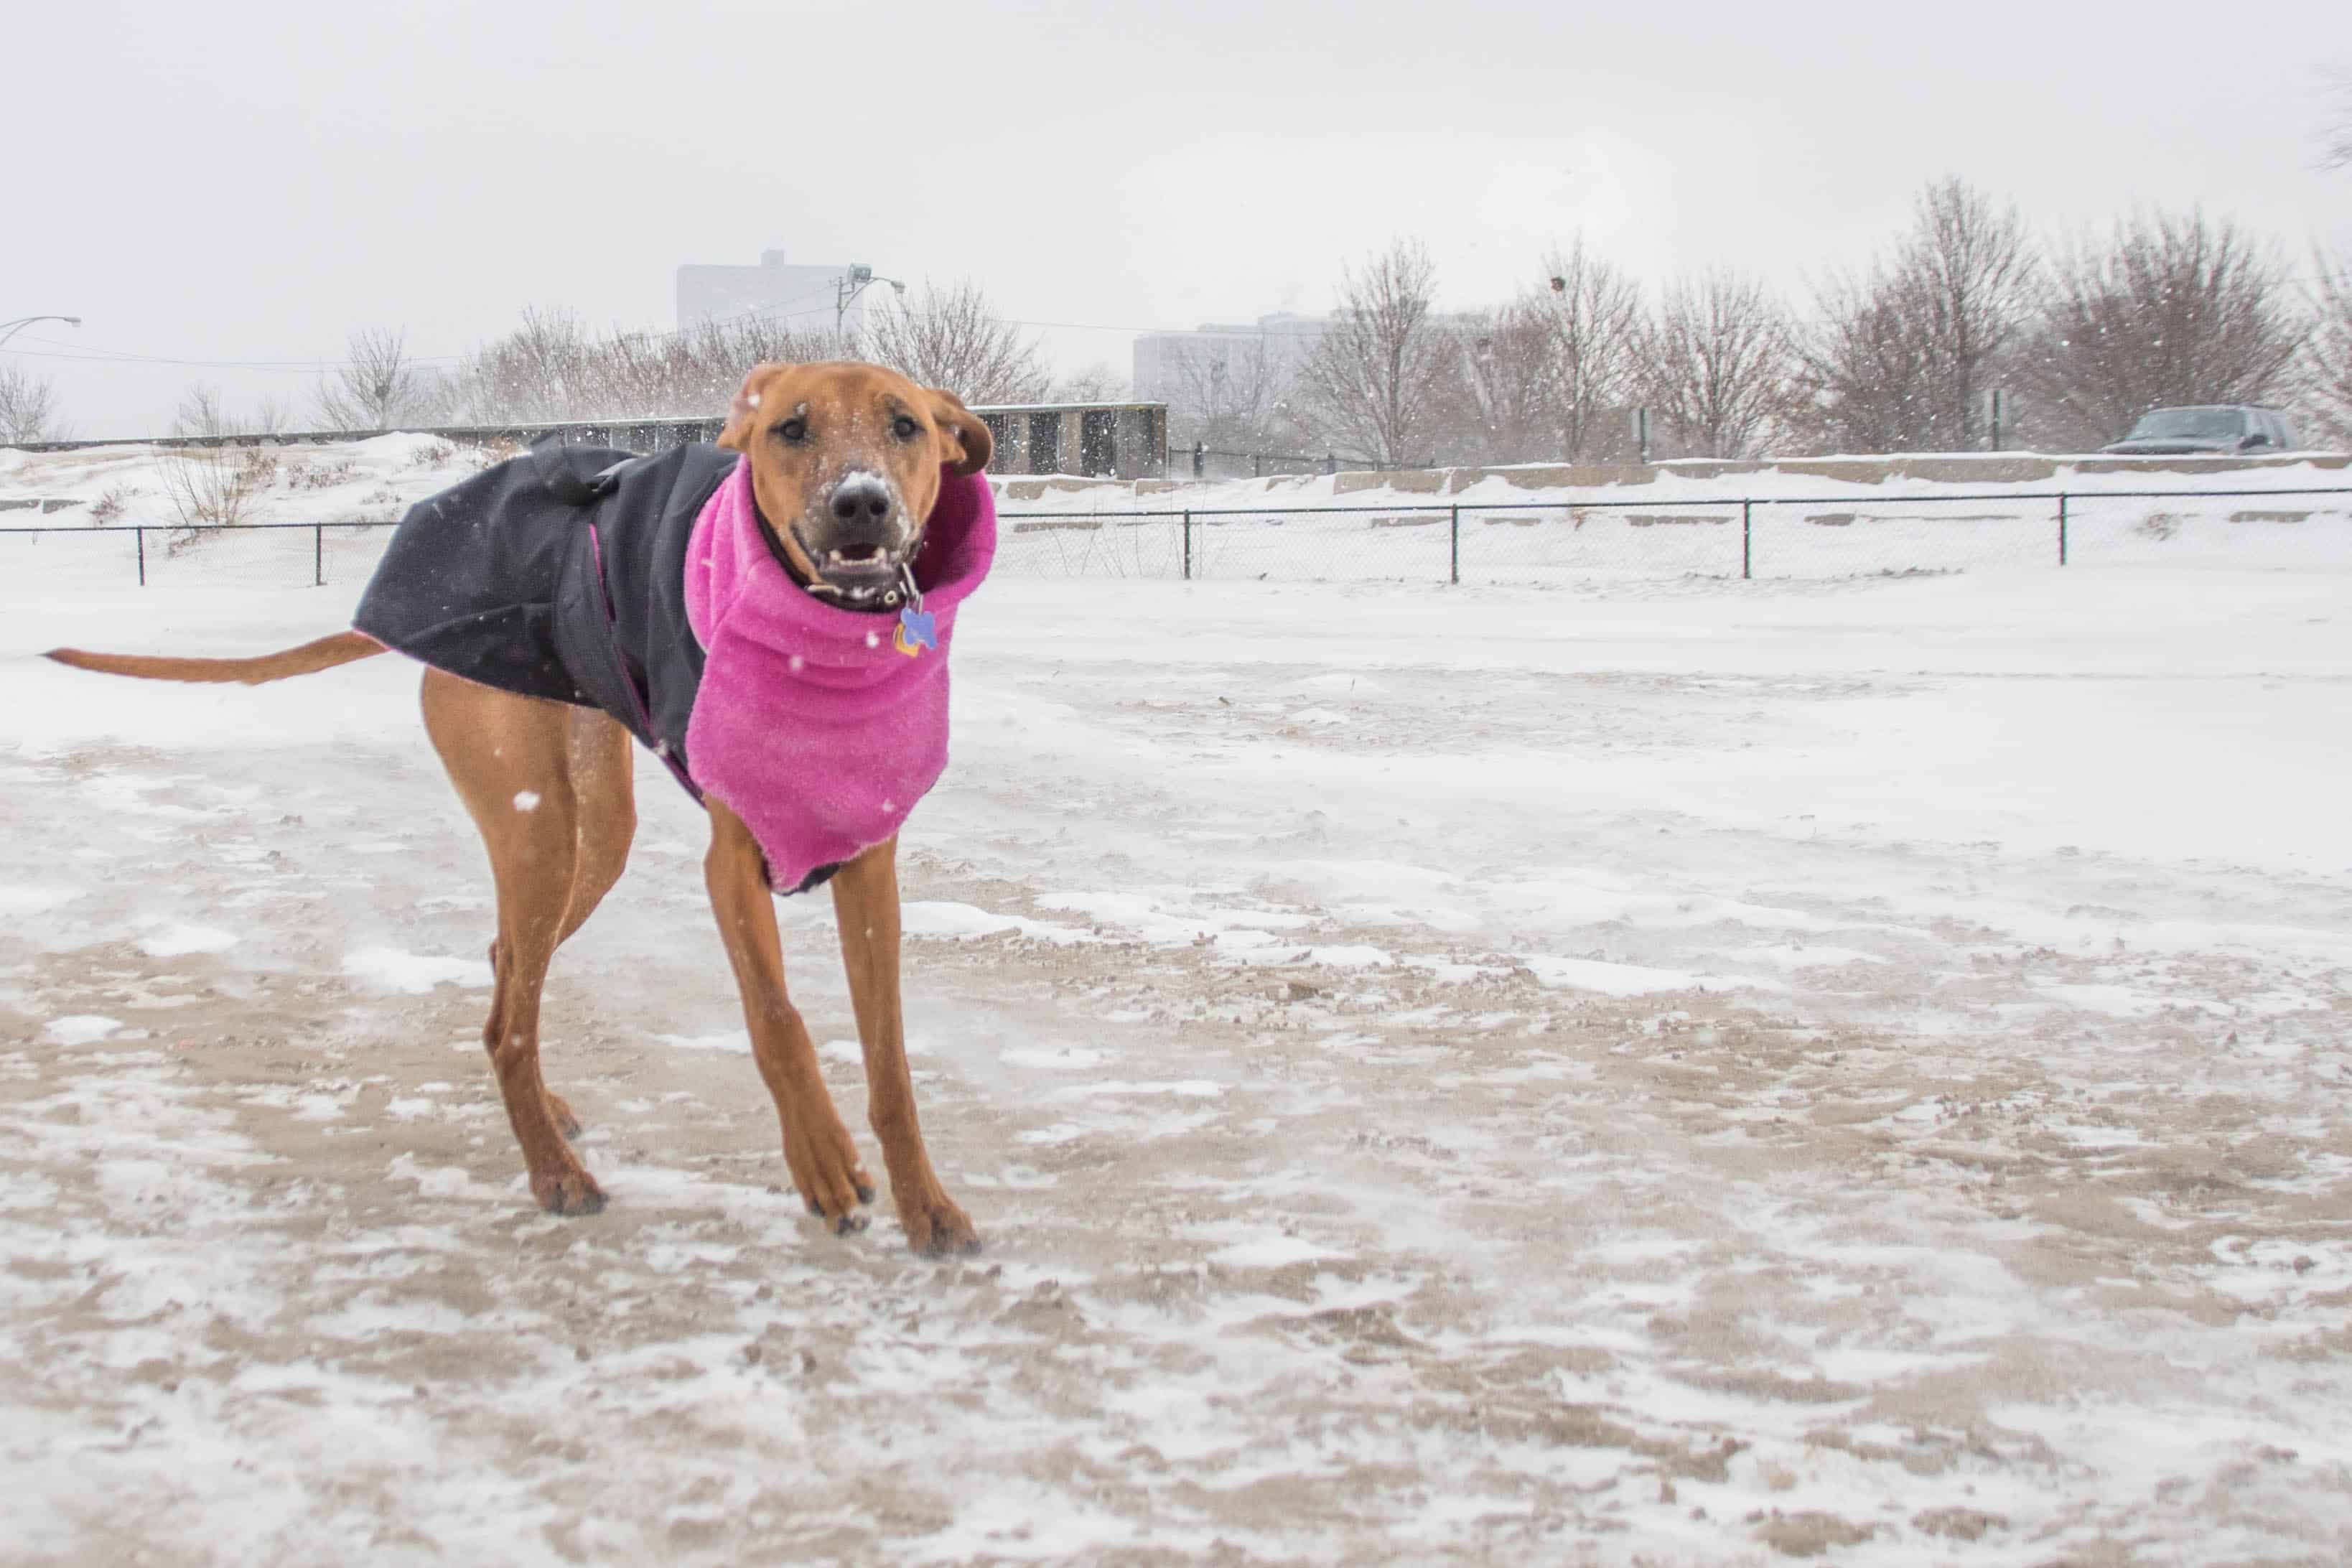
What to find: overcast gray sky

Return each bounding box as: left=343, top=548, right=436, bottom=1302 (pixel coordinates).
left=6, top=0, right=2347, bottom=434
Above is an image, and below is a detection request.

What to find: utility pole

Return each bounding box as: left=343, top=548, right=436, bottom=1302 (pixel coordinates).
left=835, top=266, right=905, bottom=342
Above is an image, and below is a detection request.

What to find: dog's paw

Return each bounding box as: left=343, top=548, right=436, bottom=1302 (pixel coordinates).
left=900, top=1193, right=981, bottom=1258
left=799, top=1186, right=873, bottom=1236
left=782, top=1112, right=874, bottom=1233
left=803, top=1188, right=877, bottom=1226
left=533, top=1166, right=607, bottom=1216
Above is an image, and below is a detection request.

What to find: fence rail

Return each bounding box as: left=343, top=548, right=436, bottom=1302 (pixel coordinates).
left=4, top=486, right=2348, bottom=589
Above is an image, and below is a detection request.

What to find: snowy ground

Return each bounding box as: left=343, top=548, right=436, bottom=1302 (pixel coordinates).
left=2, top=559, right=2349, bottom=1564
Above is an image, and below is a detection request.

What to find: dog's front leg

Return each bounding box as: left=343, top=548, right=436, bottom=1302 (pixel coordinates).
left=704, top=802, right=874, bottom=1232
left=831, top=837, right=981, bottom=1256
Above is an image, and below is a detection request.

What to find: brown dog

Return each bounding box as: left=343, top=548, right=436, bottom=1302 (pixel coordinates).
left=47, top=362, right=991, bottom=1255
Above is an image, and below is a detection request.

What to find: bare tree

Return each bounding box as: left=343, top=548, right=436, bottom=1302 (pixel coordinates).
left=624, top=315, right=851, bottom=417
left=2319, top=65, right=2352, bottom=172
left=248, top=394, right=298, bottom=435
left=1161, top=333, right=1297, bottom=457
left=2306, top=249, right=2352, bottom=444
left=2015, top=210, right=2304, bottom=449
left=167, top=381, right=299, bottom=439
left=864, top=281, right=1049, bottom=404
left=1536, top=241, right=1643, bottom=459
left=1047, top=362, right=1129, bottom=403
left=1797, top=177, right=2037, bottom=453
left=1793, top=286, right=1931, bottom=454
left=1634, top=269, right=1795, bottom=459
left=172, top=383, right=238, bottom=438
left=1441, top=246, right=1644, bottom=465
left=1455, top=294, right=1558, bottom=463
left=453, top=307, right=595, bottom=424
left=0, top=364, right=62, bottom=443
left=314, top=327, right=425, bottom=430
left=432, top=307, right=857, bottom=425
left=1295, top=238, right=1460, bottom=466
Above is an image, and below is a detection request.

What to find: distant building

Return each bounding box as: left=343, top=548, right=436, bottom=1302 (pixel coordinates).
left=676, top=248, right=869, bottom=335
left=1131, top=312, right=1330, bottom=405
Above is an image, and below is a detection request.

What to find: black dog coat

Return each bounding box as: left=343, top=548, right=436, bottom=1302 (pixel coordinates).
left=353, top=441, right=733, bottom=788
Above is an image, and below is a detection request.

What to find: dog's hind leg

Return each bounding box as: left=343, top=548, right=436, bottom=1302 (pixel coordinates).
left=420, top=668, right=605, bottom=1215
left=558, top=707, right=636, bottom=947
left=530, top=708, right=638, bottom=1140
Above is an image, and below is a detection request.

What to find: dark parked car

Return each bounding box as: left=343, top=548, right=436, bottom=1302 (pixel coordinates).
left=2101, top=405, right=2300, bottom=456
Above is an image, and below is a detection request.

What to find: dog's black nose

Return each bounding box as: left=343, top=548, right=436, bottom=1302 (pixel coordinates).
left=829, top=476, right=892, bottom=527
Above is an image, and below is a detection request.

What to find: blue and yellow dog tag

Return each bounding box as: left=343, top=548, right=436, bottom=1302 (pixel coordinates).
left=893, top=607, right=937, bottom=658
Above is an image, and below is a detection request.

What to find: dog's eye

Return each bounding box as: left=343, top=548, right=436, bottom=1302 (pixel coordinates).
left=892, top=415, right=919, bottom=441
left=775, top=418, right=807, bottom=443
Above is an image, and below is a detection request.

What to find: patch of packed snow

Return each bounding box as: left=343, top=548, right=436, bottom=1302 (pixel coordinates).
left=341, top=947, right=493, bottom=993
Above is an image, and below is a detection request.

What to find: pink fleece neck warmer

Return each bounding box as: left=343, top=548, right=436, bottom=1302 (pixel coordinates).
left=681, top=458, right=997, bottom=890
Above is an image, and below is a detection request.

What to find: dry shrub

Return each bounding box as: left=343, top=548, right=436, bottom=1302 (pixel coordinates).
left=157, top=446, right=276, bottom=548
left=285, top=458, right=360, bottom=490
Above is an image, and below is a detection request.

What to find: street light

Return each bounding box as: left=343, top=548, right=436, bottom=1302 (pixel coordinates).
left=834, top=266, right=905, bottom=337
left=0, top=314, right=83, bottom=351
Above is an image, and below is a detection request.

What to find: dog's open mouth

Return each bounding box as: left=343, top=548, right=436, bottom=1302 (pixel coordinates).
left=795, top=534, right=907, bottom=605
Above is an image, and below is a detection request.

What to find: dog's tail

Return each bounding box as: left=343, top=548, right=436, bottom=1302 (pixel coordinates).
left=44, top=630, right=388, bottom=686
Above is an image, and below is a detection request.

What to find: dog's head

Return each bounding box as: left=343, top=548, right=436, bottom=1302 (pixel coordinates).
left=717, top=360, right=992, bottom=607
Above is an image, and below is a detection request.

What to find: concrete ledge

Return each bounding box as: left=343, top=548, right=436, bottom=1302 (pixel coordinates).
left=996, top=476, right=1119, bottom=501
left=1334, top=469, right=1446, bottom=495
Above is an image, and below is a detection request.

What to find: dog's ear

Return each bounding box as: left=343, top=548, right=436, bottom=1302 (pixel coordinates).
left=719, top=363, right=790, bottom=452
left=928, top=389, right=993, bottom=477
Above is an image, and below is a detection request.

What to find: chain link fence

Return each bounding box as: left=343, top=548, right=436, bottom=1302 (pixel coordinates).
left=995, top=487, right=2352, bottom=583
left=0, top=521, right=398, bottom=592
left=4, top=487, right=2347, bottom=592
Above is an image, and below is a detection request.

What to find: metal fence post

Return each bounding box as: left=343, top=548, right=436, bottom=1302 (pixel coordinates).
left=314, top=524, right=325, bottom=587
left=2058, top=493, right=2068, bottom=566
left=1742, top=501, right=1753, bottom=580
left=1449, top=505, right=1460, bottom=585
left=136, top=527, right=146, bottom=587
left=1182, top=511, right=1192, bottom=580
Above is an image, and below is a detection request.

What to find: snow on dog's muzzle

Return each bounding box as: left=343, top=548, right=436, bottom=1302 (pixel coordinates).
left=799, top=472, right=912, bottom=603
